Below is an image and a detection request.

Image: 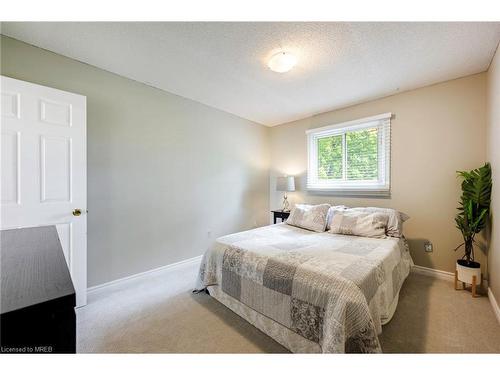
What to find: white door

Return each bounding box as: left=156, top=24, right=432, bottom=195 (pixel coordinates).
left=1, top=75, right=87, bottom=307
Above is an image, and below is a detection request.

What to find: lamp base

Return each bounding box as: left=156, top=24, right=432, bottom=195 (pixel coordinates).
left=282, top=194, right=290, bottom=212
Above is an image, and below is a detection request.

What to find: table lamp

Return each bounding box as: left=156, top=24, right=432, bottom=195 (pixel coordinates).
left=276, top=176, right=295, bottom=212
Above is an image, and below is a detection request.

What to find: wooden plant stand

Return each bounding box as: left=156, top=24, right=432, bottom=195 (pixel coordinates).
left=455, top=270, right=481, bottom=297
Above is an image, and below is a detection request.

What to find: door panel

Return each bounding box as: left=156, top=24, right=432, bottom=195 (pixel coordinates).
left=40, top=135, right=72, bottom=202
left=1, top=130, right=20, bottom=204
left=1, top=75, right=87, bottom=306
left=40, top=98, right=73, bottom=127
left=1, top=92, right=20, bottom=119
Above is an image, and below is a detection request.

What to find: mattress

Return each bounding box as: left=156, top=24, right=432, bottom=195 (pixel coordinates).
left=196, top=223, right=413, bottom=353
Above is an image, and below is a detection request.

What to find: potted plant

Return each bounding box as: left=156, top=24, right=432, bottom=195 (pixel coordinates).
left=454, top=162, right=492, bottom=294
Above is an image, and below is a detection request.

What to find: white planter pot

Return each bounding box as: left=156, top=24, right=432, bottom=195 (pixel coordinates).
left=456, top=261, right=481, bottom=285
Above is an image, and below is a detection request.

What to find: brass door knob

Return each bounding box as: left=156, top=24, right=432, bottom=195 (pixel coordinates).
left=72, top=209, right=82, bottom=217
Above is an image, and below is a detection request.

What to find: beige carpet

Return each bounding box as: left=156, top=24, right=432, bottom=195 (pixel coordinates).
left=77, top=262, right=500, bottom=353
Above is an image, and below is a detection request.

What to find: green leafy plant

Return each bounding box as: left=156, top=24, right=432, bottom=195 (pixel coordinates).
left=454, top=163, right=492, bottom=265
left=317, top=128, right=378, bottom=180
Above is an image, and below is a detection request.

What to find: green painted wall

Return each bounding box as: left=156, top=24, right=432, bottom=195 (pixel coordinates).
left=1, top=35, right=270, bottom=287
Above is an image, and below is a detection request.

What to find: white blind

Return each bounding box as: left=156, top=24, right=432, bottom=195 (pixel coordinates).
left=306, top=113, right=391, bottom=195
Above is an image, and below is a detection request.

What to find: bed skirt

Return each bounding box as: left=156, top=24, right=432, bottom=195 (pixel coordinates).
left=208, top=285, right=400, bottom=353
left=208, top=285, right=321, bottom=353
left=207, top=285, right=400, bottom=353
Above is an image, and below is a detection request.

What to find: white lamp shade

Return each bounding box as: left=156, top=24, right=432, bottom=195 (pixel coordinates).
left=276, top=176, right=295, bottom=192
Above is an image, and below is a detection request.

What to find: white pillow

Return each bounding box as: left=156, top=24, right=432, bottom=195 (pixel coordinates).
left=286, top=203, right=331, bottom=233
left=348, top=207, right=409, bottom=238
left=326, top=206, right=409, bottom=237
left=325, top=205, right=348, bottom=230
left=329, top=210, right=389, bottom=238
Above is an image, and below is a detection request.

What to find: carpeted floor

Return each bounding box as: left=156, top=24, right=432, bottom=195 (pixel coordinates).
left=77, top=261, right=500, bottom=353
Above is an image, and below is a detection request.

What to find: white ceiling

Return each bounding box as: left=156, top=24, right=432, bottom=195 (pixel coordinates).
left=2, top=22, right=499, bottom=126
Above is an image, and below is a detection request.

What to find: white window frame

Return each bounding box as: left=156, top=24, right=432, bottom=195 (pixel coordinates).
left=306, top=113, right=391, bottom=196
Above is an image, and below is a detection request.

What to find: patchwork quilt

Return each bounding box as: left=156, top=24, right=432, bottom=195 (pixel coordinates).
left=196, top=223, right=413, bottom=353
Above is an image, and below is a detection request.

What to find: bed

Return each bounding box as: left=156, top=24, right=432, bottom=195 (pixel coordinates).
left=196, top=221, right=413, bottom=353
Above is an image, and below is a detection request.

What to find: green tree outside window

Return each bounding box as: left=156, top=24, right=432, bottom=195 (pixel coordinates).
left=317, top=128, right=378, bottom=181
left=318, top=135, right=343, bottom=179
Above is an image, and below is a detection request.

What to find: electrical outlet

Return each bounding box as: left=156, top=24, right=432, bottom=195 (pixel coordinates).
left=424, top=242, right=433, bottom=253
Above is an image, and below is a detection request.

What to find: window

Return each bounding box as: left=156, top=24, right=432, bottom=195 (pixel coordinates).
left=306, top=113, right=391, bottom=196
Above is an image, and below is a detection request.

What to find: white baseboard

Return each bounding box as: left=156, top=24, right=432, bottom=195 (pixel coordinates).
left=411, top=264, right=455, bottom=281
left=87, top=255, right=203, bottom=295
left=488, top=288, right=500, bottom=325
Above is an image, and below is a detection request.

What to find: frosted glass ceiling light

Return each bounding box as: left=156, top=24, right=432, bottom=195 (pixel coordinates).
left=268, top=52, right=297, bottom=73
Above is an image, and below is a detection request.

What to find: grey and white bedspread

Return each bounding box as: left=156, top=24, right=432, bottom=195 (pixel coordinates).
left=196, top=223, right=413, bottom=353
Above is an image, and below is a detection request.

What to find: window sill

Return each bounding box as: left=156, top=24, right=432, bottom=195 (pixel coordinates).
left=306, top=188, right=391, bottom=198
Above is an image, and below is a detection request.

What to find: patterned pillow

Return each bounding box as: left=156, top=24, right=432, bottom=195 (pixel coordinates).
left=348, top=207, right=409, bottom=238
left=286, top=204, right=331, bottom=232
left=328, top=210, right=389, bottom=238
left=325, top=205, right=349, bottom=230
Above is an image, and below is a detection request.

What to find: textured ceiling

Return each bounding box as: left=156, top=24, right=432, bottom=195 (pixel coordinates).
left=2, top=22, right=499, bottom=126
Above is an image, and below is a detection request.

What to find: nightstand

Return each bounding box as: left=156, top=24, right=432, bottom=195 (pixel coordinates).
left=271, top=210, right=290, bottom=224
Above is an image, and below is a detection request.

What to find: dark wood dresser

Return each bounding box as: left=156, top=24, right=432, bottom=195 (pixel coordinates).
left=1, top=226, right=76, bottom=354
left=271, top=210, right=291, bottom=224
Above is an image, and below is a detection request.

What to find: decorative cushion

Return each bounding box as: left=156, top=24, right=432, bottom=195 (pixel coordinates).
left=286, top=203, right=331, bottom=232
left=325, top=205, right=349, bottom=230
left=348, top=207, right=409, bottom=238
left=328, top=210, right=389, bottom=238
left=326, top=206, right=409, bottom=237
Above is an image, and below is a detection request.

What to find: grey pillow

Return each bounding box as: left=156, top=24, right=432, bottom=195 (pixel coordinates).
left=326, top=206, right=409, bottom=237
left=329, top=210, right=389, bottom=238
left=348, top=207, right=409, bottom=238
left=325, top=205, right=349, bottom=230
left=286, top=203, right=331, bottom=232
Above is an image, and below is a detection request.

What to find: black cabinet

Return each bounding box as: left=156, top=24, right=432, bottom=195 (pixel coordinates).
left=1, top=226, right=76, bottom=354
left=271, top=210, right=291, bottom=224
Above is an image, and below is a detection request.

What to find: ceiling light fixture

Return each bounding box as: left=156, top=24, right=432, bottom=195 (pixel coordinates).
left=268, top=52, right=297, bottom=73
